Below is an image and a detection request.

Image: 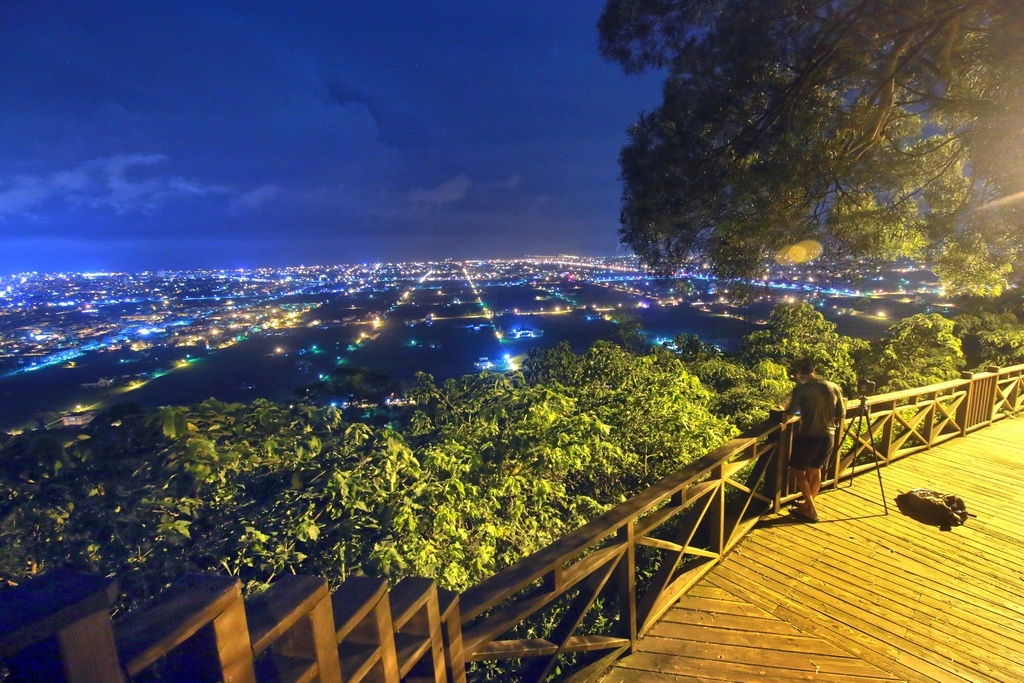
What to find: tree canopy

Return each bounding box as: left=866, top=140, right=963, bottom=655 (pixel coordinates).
left=873, top=313, right=964, bottom=390
left=599, top=0, right=1024, bottom=294
left=740, top=301, right=864, bottom=390
left=0, top=343, right=734, bottom=609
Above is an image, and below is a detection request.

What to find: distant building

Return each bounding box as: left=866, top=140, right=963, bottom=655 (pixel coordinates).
left=81, top=377, right=115, bottom=388
left=60, top=412, right=95, bottom=427
left=507, top=327, right=541, bottom=339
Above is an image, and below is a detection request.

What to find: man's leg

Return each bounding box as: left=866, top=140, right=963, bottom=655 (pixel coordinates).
left=791, top=468, right=818, bottom=520
left=810, top=432, right=836, bottom=501
left=809, top=467, right=822, bottom=500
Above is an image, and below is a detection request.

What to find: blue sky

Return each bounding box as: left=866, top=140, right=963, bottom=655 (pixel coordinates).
left=0, top=1, right=662, bottom=273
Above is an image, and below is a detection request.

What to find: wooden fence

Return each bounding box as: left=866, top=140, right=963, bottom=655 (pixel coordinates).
left=3, top=364, right=1023, bottom=682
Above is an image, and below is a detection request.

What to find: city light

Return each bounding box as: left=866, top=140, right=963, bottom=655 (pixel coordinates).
left=0, top=257, right=949, bottom=431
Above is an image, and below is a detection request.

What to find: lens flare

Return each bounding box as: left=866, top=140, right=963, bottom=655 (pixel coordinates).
left=774, top=240, right=823, bottom=265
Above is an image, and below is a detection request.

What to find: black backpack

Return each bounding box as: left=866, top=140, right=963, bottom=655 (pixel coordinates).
left=894, top=489, right=970, bottom=531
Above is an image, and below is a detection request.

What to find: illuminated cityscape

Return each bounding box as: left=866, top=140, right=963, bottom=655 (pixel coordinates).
left=0, top=256, right=948, bottom=431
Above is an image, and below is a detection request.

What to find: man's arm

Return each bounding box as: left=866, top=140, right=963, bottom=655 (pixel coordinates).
left=782, top=388, right=798, bottom=421
left=833, top=385, right=846, bottom=427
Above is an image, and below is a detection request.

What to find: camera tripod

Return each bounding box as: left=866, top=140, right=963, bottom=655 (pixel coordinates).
left=837, top=394, right=889, bottom=514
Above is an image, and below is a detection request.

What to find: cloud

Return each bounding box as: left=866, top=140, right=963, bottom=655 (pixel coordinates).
left=232, top=184, right=285, bottom=211
left=0, top=176, right=51, bottom=216
left=325, top=81, right=427, bottom=148
left=408, top=174, right=472, bottom=205
left=495, top=173, right=523, bottom=189
left=0, top=154, right=231, bottom=218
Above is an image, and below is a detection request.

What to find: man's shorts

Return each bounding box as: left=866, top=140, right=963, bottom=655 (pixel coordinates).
left=791, top=434, right=833, bottom=470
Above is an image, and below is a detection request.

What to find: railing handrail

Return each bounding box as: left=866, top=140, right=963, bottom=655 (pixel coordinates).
left=857, top=377, right=968, bottom=406
left=994, top=362, right=1024, bottom=375
left=460, top=434, right=761, bottom=620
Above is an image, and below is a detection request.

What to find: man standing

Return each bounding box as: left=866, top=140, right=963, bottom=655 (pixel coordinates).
left=784, top=358, right=845, bottom=522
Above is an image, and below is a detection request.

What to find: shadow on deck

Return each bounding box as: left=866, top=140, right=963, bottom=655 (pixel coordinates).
left=607, top=416, right=1024, bottom=683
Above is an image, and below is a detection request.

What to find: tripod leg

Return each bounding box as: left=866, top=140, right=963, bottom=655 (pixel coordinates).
left=843, top=412, right=863, bottom=488
left=861, top=403, right=889, bottom=514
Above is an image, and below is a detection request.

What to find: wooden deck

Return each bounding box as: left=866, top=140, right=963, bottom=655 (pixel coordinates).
left=606, top=416, right=1024, bottom=682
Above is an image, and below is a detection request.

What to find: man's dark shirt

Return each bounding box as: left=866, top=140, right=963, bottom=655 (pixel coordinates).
left=786, top=378, right=846, bottom=436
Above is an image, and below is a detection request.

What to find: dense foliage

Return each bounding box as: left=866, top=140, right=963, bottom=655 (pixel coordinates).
left=740, top=302, right=865, bottom=391
left=669, top=334, right=791, bottom=430
left=955, top=311, right=1024, bottom=369
left=599, top=0, right=1024, bottom=293
left=4, top=299, right=1024, bottom=620
left=0, top=342, right=734, bottom=609
left=872, top=313, right=964, bottom=391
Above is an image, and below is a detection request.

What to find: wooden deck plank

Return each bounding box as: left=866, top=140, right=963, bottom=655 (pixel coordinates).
left=638, top=637, right=888, bottom=677
left=616, top=652, right=901, bottom=683
left=878, top=455, right=1024, bottom=531
left=723, top=553, right=991, bottom=682
left=829, top=478, right=1024, bottom=581
left=820, top=494, right=1024, bottom=611
left=646, top=621, right=853, bottom=657
left=736, top=539, right=1024, bottom=677
left=625, top=546, right=898, bottom=682
left=669, top=596, right=770, bottom=618
left=746, top=519, right=1024, bottom=637
left=601, top=669, right=701, bottom=683
left=716, top=553, right=993, bottom=683
left=816, top=499, right=1024, bottom=620
left=685, top=584, right=747, bottom=603
left=605, top=416, right=1024, bottom=683
left=658, top=609, right=804, bottom=635
left=799, top=542, right=1024, bottom=662
left=708, top=564, right=927, bottom=683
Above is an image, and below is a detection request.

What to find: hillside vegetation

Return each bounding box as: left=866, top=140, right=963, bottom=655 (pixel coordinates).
left=2, top=302, right=1023, bottom=610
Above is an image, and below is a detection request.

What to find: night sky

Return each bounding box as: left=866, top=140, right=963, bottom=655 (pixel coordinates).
left=0, top=1, right=663, bottom=274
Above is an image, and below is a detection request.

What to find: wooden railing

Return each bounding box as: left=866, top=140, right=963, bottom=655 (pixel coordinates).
left=0, top=570, right=463, bottom=682
left=3, top=363, right=1023, bottom=682
left=825, top=364, right=1024, bottom=487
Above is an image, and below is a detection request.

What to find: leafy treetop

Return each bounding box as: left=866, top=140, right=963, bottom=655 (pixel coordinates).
left=740, top=302, right=864, bottom=390
left=599, top=0, right=1024, bottom=294
left=873, top=313, right=965, bottom=390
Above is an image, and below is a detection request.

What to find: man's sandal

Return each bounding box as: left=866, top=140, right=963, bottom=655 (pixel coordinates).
left=791, top=505, right=819, bottom=523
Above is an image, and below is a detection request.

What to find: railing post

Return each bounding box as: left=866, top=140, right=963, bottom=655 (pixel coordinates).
left=769, top=411, right=789, bottom=512
left=833, top=413, right=849, bottom=488
left=333, top=577, right=400, bottom=682
left=246, top=575, right=342, bottom=683
left=987, top=365, right=1002, bottom=404
left=0, top=570, right=124, bottom=683
left=1015, top=367, right=1024, bottom=414
left=958, top=371, right=974, bottom=436
left=437, top=589, right=466, bottom=683
left=115, top=574, right=256, bottom=682
left=1015, top=369, right=1024, bottom=414
left=709, top=465, right=726, bottom=555
left=983, top=372, right=998, bottom=426
left=876, top=398, right=895, bottom=463
left=923, top=398, right=936, bottom=447
left=988, top=366, right=1011, bottom=421
left=959, top=371, right=998, bottom=432
left=615, top=521, right=637, bottom=651
left=387, top=578, right=446, bottom=682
